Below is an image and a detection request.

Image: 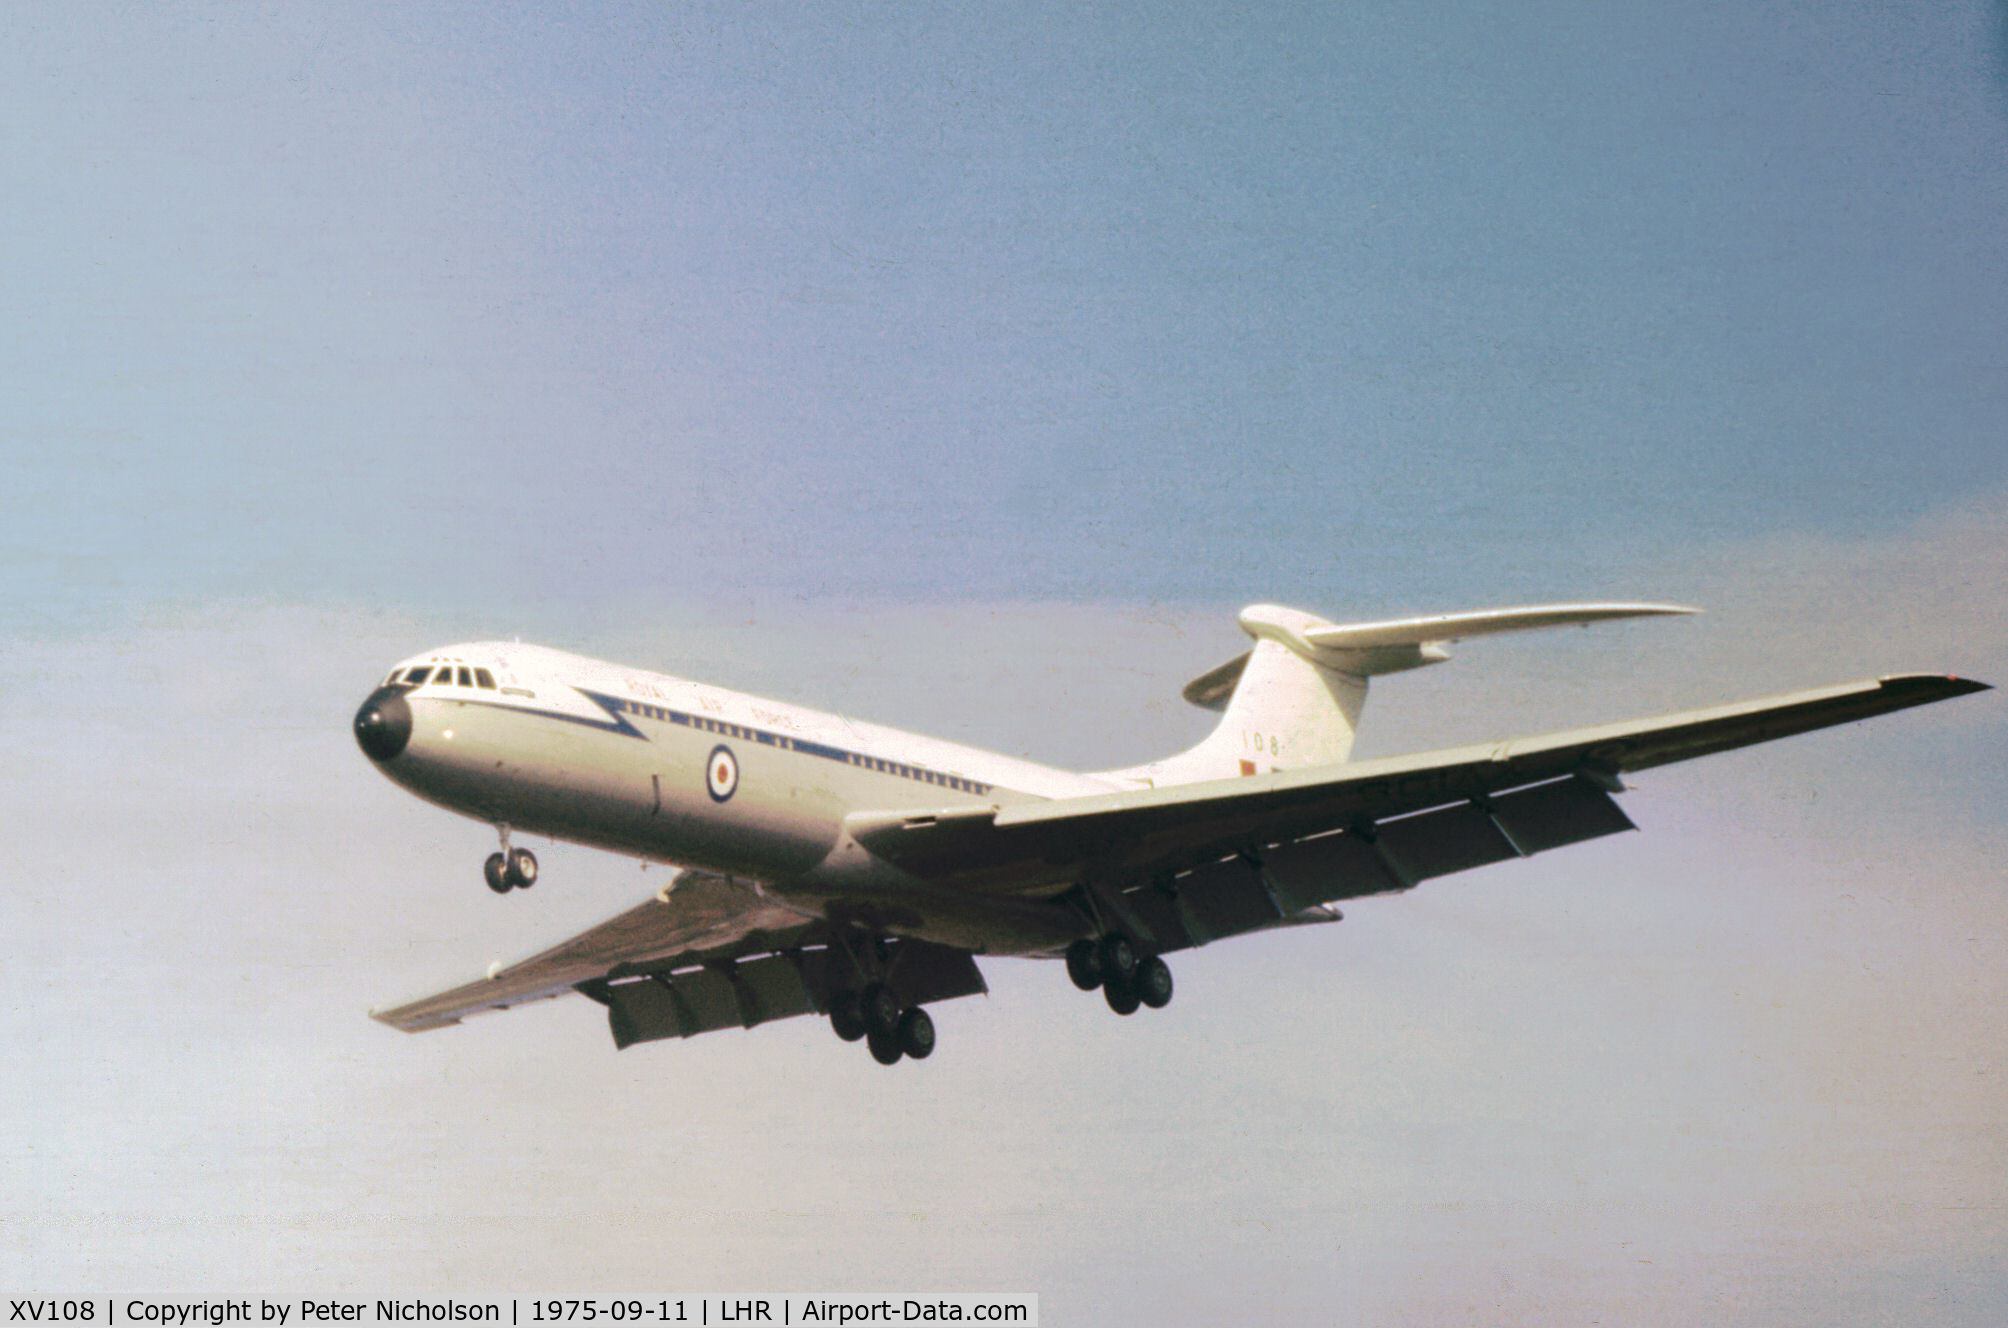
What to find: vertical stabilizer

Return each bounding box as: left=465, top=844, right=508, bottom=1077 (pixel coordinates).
left=1097, top=605, right=1369, bottom=786
left=1220, top=635, right=1367, bottom=772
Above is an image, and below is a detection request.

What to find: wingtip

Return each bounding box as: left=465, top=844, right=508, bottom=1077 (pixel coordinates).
left=369, top=1005, right=460, bottom=1032
left=1616, top=602, right=1700, bottom=618
left=1877, top=672, right=1992, bottom=699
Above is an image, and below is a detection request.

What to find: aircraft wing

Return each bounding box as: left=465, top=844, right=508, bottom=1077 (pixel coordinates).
left=371, top=868, right=986, bottom=1046
left=851, top=673, right=1988, bottom=913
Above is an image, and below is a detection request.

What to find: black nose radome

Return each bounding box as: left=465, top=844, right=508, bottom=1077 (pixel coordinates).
left=354, top=685, right=413, bottom=762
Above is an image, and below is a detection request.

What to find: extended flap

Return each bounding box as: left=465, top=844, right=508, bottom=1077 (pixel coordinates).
left=1488, top=775, right=1636, bottom=854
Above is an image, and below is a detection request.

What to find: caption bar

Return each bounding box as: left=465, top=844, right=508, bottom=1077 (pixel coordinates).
left=10, top=1301, right=1036, bottom=1328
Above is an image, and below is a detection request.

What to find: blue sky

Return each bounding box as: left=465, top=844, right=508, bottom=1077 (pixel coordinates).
left=2, top=3, right=2005, bottom=1321
left=6, top=2, right=2006, bottom=623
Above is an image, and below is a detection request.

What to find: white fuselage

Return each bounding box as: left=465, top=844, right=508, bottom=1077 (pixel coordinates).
left=358, top=642, right=1122, bottom=952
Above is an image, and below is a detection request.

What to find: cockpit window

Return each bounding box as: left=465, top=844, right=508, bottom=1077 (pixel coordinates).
left=474, top=668, right=496, bottom=690
left=404, top=667, right=432, bottom=685
left=457, top=667, right=473, bottom=687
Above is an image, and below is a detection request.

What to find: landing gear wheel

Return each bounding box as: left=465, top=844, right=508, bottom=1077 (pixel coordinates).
left=505, top=848, right=538, bottom=889
left=484, top=852, right=510, bottom=894
left=866, top=1027, right=904, bottom=1065
left=829, top=992, right=867, bottom=1043
left=897, top=1006, right=935, bottom=1060
left=861, top=983, right=902, bottom=1040
left=1136, top=956, right=1173, bottom=1009
left=1065, top=939, right=1103, bottom=991
left=1103, top=972, right=1141, bottom=1016
left=1099, top=934, right=1138, bottom=984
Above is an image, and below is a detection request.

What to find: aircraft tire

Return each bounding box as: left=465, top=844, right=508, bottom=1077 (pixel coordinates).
left=505, top=848, right=539, bottom=889
left=830, top=992, right=867, bottom=1043
left=1099, top=934, right=1138, bottom=983
left=1136, top=956, right=1173, bottom=1009
left=861, top=983, right=902, bottom=1040
left=866, top=1027, right=904, bottom=1065
left=1103, top=972, right=1141, bottom=1016
left=897, top=1006, right=935, bottom=1060
left=1065, top=939, right=1103, bottom=991
left=484, top=853, right=511, bottom=893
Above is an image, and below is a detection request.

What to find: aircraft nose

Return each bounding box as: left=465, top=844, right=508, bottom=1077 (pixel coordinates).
left=353, top=685, right=414, bottom=762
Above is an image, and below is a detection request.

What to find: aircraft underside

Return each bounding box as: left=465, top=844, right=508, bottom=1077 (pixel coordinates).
left=354, top=605, right=1988, bottom=1068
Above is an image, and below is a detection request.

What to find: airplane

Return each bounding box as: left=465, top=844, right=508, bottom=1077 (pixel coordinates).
left=355, top=601, right=1987, bottom=1066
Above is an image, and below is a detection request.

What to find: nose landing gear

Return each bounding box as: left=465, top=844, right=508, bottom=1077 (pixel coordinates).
left=484, top=828, right=538, bottom=893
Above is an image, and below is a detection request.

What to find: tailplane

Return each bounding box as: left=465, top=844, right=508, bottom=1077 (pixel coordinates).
left=1098, top=601, right=1694, bottom=787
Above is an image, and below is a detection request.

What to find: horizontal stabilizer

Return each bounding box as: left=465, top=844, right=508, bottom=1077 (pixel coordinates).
left=1182, top=601, right=1695, bottom=706
left=1303, top=602, right=1697, bottom=652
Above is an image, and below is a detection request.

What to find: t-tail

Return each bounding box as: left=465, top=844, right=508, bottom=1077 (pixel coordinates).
left=1098, top=601, right=1697, bottom=787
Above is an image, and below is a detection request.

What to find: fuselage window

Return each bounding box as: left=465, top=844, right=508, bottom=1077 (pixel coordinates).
left=474, top=668, right=496, bottom=689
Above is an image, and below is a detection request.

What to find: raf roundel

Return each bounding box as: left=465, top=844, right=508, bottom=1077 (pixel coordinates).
left=706, top=744, right=739, bottom=802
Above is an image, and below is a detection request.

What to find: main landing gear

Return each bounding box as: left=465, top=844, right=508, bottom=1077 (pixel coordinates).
left=828, top=982, right=935, bottom=1066
left=826, top=931, right=936, bottom=1068
left=484, top=827, right=538, bottom=893
left=1066, top=936, right=1173, bottom=1016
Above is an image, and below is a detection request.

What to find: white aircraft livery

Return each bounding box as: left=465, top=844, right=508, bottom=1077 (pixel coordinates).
left=357, top=602, right=1987, bottom=1066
